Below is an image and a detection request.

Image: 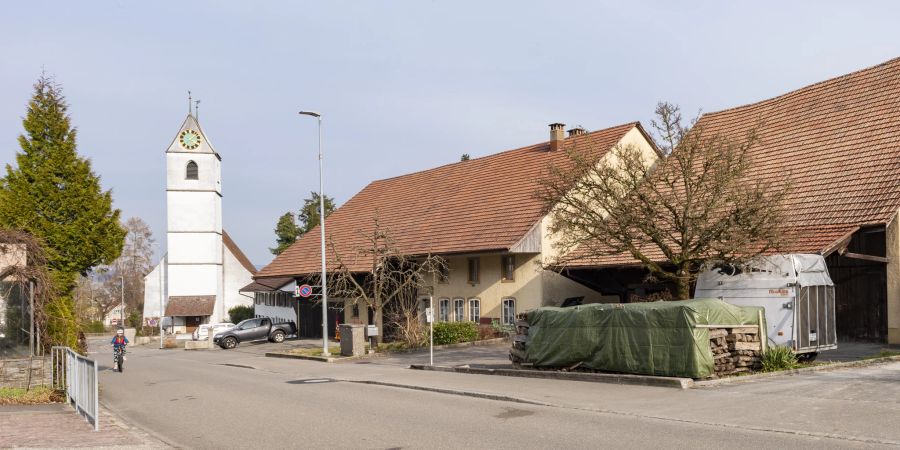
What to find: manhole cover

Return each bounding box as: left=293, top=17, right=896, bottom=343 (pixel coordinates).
left=287, top=378, right=335, bottom=384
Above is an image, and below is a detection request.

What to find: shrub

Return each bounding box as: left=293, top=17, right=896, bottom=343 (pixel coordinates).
left=126, top=311, right=142, bottom=329
left=431, top=322, right=478, bottom=345
left=228, top=305, right=255, bottom=324
left=761, top=346, right=799, bottom=372
left=83, top=320, right=105, bottom=333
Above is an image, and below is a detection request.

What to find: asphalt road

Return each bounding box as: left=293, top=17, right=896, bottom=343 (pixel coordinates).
left=92, top=339, right=900, bottom=449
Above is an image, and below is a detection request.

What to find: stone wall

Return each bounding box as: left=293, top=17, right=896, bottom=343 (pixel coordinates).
left=0, top=357, right=52, bottom=389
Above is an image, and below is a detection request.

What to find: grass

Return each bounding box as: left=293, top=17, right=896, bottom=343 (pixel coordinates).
left=286, top=346, right=342, bottom=357
left=0, top=386, right=64, bottom=405
left=861, top=349, right=900, bottom=360
left=760, top=346, right=799, bottom=372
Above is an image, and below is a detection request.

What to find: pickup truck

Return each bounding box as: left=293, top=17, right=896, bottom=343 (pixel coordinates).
left=213, top=317, right=296, bottom=349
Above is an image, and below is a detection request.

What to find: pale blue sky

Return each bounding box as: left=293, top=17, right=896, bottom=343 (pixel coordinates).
left=1, top=1, right=898, bottom=267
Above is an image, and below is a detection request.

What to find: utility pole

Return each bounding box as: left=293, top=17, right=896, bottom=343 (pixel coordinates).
left=120, top=276, right=125, bottom=327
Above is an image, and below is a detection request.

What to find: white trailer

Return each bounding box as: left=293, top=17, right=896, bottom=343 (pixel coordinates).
left=695, top=254, right=837, bottom=359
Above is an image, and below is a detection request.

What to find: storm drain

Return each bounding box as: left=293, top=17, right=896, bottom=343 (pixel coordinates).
left=287, top=378, right=336, bottom=384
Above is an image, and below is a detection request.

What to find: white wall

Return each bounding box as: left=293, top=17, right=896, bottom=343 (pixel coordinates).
left=224, top=245, right=254, bottom=316
left=168, top=264, right=219, bottom=297
left=255, top=304, right=295, bottom=324
left=167, top=233, right=222, bottom=264
left=166, top=152, right=221, bottom=192
left=167, top=191, right=222, bottom=232
left=143, top=257, right=166, bottom=318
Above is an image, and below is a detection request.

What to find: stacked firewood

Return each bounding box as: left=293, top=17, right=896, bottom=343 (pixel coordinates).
left=509, top=313, right=530, bottom=367
left=709, top=327, right=762, bottom=377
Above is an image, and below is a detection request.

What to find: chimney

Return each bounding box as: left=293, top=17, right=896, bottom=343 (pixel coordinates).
left=549, top=123, right=565, bottom=151
left=567, top=126, right=586, bottom=137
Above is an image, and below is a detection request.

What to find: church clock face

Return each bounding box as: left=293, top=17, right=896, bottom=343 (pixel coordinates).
left=179, top=130, right=201, bottom=150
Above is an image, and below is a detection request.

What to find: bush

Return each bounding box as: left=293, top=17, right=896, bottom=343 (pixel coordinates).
left=83, top=320, right=105, bottom=333
left=431, top=322, right=478, bottom=345
left=761, top=346, right=799, bottom=372
left=228, top=305, right=254, bottom=324
left=126, top=311, right=142, bottom=329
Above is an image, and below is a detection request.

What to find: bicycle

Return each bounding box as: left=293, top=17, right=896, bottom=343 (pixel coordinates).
left=113, top=346, right=126, bottom=373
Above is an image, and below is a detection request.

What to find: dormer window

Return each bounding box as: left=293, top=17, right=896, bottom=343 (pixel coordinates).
left=186, top=161, right=199, bottom=180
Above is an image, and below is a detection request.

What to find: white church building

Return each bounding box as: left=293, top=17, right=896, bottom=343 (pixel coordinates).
left=143, top=113, right=256, bottom=333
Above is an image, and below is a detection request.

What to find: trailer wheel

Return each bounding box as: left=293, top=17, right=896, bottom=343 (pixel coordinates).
left=797, top=352, right=818, bottom=363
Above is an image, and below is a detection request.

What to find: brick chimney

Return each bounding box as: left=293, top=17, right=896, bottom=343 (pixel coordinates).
left=567, top=127, right=586, bottom=137
left=549, top=123, right=565, bottom=151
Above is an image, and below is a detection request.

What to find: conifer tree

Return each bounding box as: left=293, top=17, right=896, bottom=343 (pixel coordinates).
left=270, top=212, right=301, bottom=255
left=0, top=75, right=125, bottom=347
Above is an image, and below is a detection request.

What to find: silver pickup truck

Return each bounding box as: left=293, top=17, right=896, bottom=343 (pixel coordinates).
left=213, top=317, right=297, bottom=349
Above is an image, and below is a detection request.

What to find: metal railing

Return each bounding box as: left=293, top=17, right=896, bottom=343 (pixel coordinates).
left=51, top=346, right=99, bottom=431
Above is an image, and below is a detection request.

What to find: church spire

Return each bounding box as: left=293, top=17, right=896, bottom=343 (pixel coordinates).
left=187, top=90, right=192, bottom=116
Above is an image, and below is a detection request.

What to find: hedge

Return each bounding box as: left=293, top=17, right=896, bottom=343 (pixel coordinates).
left=431, top=322, right=478, bottom=345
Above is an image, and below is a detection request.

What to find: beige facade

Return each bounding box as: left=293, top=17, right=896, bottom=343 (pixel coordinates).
left=887, top=210, right=900, bottom=344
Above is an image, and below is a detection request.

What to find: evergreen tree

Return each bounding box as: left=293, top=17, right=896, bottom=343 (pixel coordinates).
left=297, top=191, right=336, bottom=234
left=0, top=75, right=126, bottom=347
left=270, top=212, right=301, bottom=255
left=269, top=192, right=336, bottom=255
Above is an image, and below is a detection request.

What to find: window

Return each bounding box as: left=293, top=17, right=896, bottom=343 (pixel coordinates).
left=502, top=298, right=516, bottom=326
left=467, top=257, right=480, bottom=284
left=501, top=255, right=516, bottom=281
left=439, top=298, right=450, bottom=322
left=453, top=298, right=465, bottom=322
left=186, top=161, right=199, bottom=180
left=468, top=298, right=480, bottom=323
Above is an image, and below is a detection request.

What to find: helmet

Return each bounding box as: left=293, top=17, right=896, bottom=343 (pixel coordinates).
left=116, top=328, right=124, bottom=335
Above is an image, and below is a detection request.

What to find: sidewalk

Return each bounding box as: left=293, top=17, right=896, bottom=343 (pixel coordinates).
left=0, top=403, right=170, bottom=449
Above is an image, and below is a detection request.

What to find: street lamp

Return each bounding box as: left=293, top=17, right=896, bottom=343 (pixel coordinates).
left=120, top=275, right=125, bottom=327
left=298, top=110, right=330, bottom=357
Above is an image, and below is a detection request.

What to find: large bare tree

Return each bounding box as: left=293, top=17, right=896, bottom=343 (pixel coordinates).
left=540, top=103, right=789, bottom=299
left=327, top=217, right=445, bottom=345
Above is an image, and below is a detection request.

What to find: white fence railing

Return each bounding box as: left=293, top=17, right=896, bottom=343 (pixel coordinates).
left=51, top=346, right=99, bottom=431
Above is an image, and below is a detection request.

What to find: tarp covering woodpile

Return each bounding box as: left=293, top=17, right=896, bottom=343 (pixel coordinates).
left=520, top=298, right=766, bottom=379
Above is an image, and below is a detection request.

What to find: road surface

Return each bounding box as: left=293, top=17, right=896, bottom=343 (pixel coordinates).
left=92, top=339, right=900, bottom=449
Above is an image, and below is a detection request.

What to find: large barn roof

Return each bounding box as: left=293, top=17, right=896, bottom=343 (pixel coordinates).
left=255, top=122, right=642, bottom=278
left=567, top=57, right=900, bottom=268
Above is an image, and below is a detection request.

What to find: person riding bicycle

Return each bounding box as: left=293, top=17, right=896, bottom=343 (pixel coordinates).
left=110, top=328, right=129, bottom=361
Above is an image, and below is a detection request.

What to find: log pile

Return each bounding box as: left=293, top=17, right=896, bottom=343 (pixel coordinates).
left=709, top=326, right=762, bottom=377
left=508, top=314, right=530, bottom=367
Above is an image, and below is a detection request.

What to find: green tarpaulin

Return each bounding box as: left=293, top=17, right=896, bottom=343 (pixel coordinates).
left=524, top=298, right=766, bottom=379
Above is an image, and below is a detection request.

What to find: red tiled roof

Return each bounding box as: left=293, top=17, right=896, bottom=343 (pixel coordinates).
left=165, top=295, right=216, bottom=317
left=256, top=122, right=641, bottom=277
left=566, top=57, right=900, bottom=268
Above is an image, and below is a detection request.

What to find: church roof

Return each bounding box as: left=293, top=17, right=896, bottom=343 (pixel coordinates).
left=223, top=231, right=257, bottom=274
left=165, top=295, right=216, bottom=317
left=166, top=113, right=221, bottom=160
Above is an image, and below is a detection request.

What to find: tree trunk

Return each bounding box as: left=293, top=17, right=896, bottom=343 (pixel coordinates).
left=374, top=301, right=384, bottom=344
left=675, top=266, right=691, bottom=300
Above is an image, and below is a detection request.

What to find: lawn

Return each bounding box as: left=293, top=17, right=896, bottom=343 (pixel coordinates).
left=0, top=386, right=64, bottom=405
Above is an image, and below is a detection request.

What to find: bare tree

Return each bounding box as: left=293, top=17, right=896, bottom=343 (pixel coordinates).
left=540, top=102, right=789, bottom=299
left=87, top=217, right=154, bottom=324
left=327, top=217, right=445, bottom=345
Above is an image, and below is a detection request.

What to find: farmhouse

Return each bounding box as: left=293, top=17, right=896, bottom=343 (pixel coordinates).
left=563, top=57, right=900, bottom=344
left=247, top=122, right=658, bottom=338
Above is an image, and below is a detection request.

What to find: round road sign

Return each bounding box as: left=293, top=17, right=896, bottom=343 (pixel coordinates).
left=297, top=284, right=313, bottom=298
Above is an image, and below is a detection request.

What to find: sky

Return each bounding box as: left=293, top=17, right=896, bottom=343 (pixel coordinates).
left=1, top=1, right=899, bottom=268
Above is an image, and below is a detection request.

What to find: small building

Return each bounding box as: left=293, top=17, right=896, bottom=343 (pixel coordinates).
left=247, top=122, right=658, bottom=337
left=0, top=242, right=30, bottom=357
left=143, top=113, right=256, bottom=334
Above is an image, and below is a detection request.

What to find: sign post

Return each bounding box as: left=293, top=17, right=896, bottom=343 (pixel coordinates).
left=427, top=295, right=434, bottom=366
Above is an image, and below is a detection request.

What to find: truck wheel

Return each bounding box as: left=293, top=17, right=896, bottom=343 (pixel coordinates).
left=271, top=331, right=285, bottom=343
left=221, top=337, right=237, bottom=349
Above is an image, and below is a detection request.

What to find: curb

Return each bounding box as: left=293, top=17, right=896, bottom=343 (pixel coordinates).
left=694, top=354, right=900, bottom=387
left=264, top=338, right=510, bottom=363
left=409, top=364, right=694, bottom=389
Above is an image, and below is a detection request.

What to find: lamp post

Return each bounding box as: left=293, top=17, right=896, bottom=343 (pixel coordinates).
left=120, top=276, right=125, bottom=327
left=298, top=110, right=329, bottom=357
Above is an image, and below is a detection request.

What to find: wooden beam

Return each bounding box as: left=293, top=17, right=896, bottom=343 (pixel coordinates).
left=841, top=252, right=889, bottom=264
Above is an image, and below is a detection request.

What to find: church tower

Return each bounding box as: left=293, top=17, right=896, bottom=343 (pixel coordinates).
left=164, top=113, right=225, bottom=328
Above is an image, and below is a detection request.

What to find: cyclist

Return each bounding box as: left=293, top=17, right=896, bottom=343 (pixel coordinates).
left=110, top=328, right=129, bottom=369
